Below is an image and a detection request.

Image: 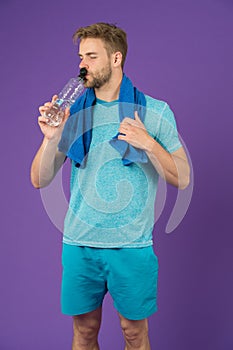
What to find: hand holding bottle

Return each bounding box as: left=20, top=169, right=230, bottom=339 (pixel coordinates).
left=38, top=95, right=70, bottom=141
left=42, top=68, right=87, bottom=127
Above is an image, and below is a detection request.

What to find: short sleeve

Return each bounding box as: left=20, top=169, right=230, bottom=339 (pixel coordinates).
left=154, top=103, right=182, bottom=153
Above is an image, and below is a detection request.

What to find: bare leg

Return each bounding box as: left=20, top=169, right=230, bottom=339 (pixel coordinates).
left=118, top=313, right=150, bottom=350
left=72, top=307, right=102, bottom=350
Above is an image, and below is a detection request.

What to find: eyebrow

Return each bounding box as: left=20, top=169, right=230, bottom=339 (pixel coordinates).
left=78, top=52, right=98, bottom=57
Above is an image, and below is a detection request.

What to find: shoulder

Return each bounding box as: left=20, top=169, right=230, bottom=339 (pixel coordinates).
left=144, top=94, right=167, bottom=114
left=144, top=94, right=177, bottom=126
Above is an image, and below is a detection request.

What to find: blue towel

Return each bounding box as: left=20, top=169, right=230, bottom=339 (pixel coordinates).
left=58, top=74, right=148, bottom=168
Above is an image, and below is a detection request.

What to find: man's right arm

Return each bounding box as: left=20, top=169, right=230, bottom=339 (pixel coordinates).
left=30, top=95, right=69, bottom=189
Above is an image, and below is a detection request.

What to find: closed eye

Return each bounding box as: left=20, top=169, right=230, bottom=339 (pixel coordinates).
left=78, top=52, right=98, bottom=60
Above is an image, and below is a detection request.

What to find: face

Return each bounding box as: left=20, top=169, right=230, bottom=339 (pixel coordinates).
left=79, top=38, right=112, bottom=89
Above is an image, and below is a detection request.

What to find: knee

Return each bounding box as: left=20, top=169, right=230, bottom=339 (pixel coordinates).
left=73, top=317, right=100, bottom=346
left=121, top=319, right=149, bottom=348
left=123, top=328, right=145, bottom=347
left=74, top=324, right=98, bottom=340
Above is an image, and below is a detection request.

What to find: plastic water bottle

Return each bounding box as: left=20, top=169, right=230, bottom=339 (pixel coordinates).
left=44, top=68, right=87, bottom=126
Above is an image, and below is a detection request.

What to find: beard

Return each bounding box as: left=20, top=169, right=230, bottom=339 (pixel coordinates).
left=85, top=63, right=112, bottom=89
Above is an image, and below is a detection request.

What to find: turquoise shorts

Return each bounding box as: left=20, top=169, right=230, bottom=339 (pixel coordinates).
left=61, top=243, right=159, bottom=320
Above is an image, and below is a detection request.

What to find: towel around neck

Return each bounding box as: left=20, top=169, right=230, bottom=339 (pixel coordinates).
left=58, top=74, right=148, bottom=168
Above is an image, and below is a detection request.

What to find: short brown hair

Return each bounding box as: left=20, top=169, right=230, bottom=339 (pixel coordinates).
left=73, top=22, right=128, bottom=68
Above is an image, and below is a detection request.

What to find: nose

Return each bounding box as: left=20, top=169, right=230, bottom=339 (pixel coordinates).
left=79, top=59, right=89, bottom=70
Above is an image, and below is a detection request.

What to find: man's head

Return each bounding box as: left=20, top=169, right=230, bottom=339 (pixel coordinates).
left=73, top=22, right=128, bottom=69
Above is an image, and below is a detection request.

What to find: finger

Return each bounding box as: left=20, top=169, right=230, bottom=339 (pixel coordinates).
left=52, top=95, right=58, bottom=103
left=38, top=116, right=49, bottom=124
left=39, top=102, right=53, bottom=113
left=119, top=125, right=128, bottom=132
left=118, top=133, right=127, bottom=140
left=122, top=117, right=141, bottom=127
left=39, top=106, right=47, bottom=114
left=122, top=117, right=135, bottom=125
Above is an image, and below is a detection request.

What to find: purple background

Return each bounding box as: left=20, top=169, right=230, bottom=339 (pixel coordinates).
left=1, top=0, right=232, bottom=349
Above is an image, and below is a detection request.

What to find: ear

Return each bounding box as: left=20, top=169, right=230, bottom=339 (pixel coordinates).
left=112, top=51, right=122, bottom=67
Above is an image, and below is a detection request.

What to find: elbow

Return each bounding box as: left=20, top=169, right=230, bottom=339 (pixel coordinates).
left=30, top=171, right=39, bottom=189
left=30, top=170, right=44, bottom=189
left=178, top=172, right=190, bottom=190
left=30, top=168, right=51, bottom=189
left=30, top=175, right=41, bottom=189
left=31, top=182, right=41, bottom=189
left=30, top=175, right=51, bottom=189
left=169, top=157, right=191, bottom=190
left=179, top=178, right=190, bottom=190
left=30, top=164, right=41, bottom=189
left=167, top=174, right=190, bottom=190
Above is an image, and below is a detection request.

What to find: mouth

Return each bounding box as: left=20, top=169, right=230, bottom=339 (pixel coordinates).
left=84, top=73, right=92, bottom=83
left=83, top=74, right=89, bottom=83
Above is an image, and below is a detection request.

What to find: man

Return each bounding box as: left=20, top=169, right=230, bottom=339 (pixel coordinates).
left=31, top=22, right=190, bottom=350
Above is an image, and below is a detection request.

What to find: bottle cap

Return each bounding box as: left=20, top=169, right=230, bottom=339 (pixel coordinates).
left=79, top=68, right=87, bottom=79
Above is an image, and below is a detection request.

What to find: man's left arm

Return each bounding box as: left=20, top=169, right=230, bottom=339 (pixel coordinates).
left=118, top=112, right=190, bottom=189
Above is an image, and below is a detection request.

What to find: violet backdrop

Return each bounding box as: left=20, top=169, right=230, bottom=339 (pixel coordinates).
left=0, top=0, right=232, bottom=349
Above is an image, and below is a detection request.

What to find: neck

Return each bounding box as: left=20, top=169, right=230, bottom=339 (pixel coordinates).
left=94, top=71, right=123, bottom=102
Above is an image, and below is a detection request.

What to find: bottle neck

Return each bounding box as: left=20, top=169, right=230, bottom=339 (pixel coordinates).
left=55, top=99, right=70, bottom=110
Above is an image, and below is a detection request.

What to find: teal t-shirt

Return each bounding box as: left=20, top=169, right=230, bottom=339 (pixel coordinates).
left=62, top=95, right=182, bottom=248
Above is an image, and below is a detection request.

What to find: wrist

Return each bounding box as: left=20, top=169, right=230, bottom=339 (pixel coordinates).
left=144, top=135, right=155, bottom=153
left=43, top=135, right=60, bottom=147
left=45, top=129, right=62, bottom=142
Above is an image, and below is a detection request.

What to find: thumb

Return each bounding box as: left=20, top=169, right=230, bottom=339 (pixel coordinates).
left=52, top=94, right=58, bottom=103
left=134, top=110, right=142, bottom=122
